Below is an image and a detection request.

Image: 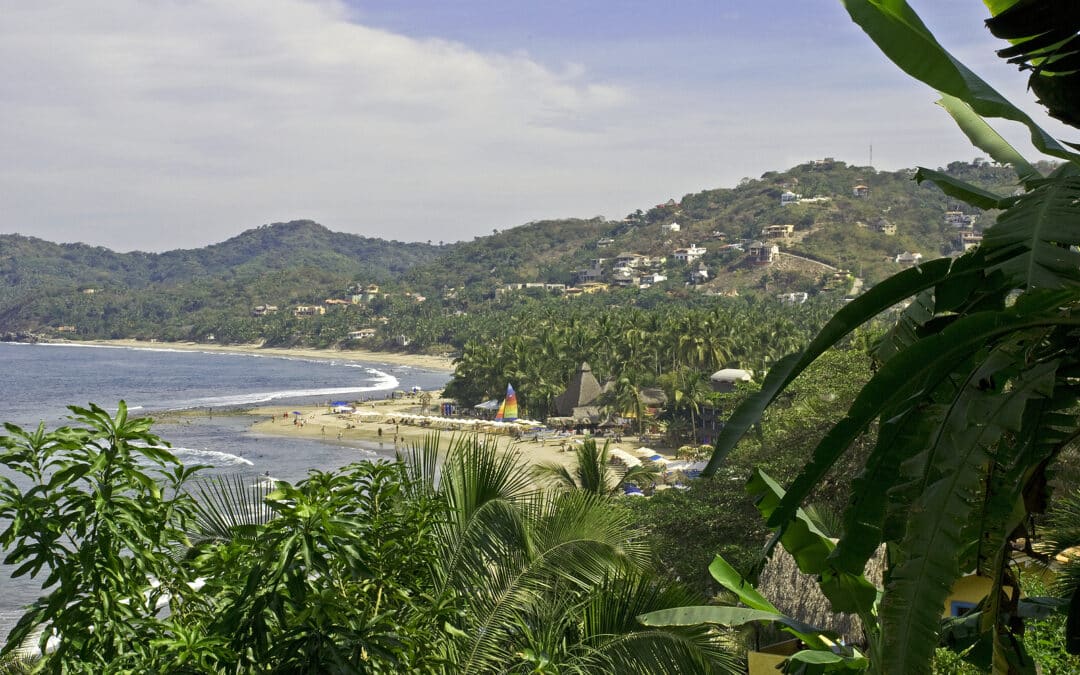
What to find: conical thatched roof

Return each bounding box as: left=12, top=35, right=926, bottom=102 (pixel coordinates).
left=639, top=387, right=668, bottom=407
left=555, top=362, right=602, bottom=417
left=756, top=544, right=886, bottom=645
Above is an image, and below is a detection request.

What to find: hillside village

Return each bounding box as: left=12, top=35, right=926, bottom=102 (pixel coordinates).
left=0, top=158, right=1039, bottom=348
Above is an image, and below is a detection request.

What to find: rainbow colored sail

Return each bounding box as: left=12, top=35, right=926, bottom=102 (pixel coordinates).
left=495, top=384, right=518, bottom=421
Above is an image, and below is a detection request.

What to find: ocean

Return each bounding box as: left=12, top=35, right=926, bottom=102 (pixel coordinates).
left=0, top=341, right=451, bottom=639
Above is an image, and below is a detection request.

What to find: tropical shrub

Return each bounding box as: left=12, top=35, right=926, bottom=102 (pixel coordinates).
left=1, top=409, right=737, bottom=673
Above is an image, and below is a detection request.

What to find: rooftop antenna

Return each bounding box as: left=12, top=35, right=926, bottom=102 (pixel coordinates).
left=869, top=144, right=873, bottom=168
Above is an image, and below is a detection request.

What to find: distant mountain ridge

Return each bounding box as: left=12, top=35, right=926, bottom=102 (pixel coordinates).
left=0, top=220, right=443, bottom=338
left=0, top=220, right=440, bottom=290
left=0, top=158, right=1047, bottom=342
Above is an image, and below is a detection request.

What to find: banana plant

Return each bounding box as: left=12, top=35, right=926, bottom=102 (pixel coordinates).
left=640, top=469, right=876, bottom=673
left=703, top=1, right=1080, bottom=672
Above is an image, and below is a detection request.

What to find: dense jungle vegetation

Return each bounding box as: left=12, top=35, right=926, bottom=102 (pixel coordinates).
left=5, top=0, right=1080, bottom=672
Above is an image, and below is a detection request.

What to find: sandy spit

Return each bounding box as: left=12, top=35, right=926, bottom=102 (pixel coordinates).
left=59, top=339, right=455, bottom=372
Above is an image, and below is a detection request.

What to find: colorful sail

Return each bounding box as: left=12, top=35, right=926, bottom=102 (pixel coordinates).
left=494, top=399, right=506, bottom=421
left=500, top=384, right=518, bottom=421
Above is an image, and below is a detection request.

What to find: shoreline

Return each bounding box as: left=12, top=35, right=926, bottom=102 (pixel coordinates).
left=247, top=398, right=577, bottom=469
left=245, top=397, right=682, bottom=478
left=52, top=339, right=455, bottom=373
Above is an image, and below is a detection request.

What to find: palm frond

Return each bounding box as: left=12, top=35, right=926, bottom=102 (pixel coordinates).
left=575, top=572, right=740, bottom=674
left=442, top=487, right=653, bottom=673
left=185, top=473, right=278, bottom=548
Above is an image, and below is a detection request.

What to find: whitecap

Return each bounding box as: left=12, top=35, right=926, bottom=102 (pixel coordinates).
left=133, top=443, right=254, bottom=467
left=167, top=447, right=254, bottom=467
left=166, top=370, right=399, bottom=409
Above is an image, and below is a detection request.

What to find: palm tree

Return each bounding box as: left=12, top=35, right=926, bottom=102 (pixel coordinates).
left=601, top=374, right=648, bottom=437
left=534, top=438, right=659, bottom=497
left=402, top=434, right=732, bottom=673
left=663, top=368, right=712, bottom=443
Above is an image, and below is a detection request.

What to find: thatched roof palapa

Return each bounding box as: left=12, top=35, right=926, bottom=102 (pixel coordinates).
left=555, top=362, right=603, bottom=418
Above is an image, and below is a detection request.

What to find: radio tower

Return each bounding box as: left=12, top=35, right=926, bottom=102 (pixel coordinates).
left=869, top=144, right=873, bottom=168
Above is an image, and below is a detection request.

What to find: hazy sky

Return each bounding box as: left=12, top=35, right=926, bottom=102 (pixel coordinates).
left=2, top=1, right=1074, bottom=252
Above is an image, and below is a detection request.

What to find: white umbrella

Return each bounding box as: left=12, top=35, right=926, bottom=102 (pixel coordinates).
left=609, top=448, right=642, bottom=467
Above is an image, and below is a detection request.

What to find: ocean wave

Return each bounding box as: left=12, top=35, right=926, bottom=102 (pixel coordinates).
left=161, top=446, right=254, bottom=467
left=168, top=373, right=399, bottom=409
left=130, top=442, right=254, bottom=467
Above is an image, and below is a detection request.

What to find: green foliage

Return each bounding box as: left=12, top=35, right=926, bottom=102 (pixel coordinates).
left=701, top=1, right=1080, bottom=672
left=640, top=544, right=873, bottom=672
left=0, top=402, right=200, bottom=672
left=444, top=293, right=836, bottom=427
left=1, top=412, right=737, bottom=673
left=627, top=348, right=873, bottom=597
left=176, top=461, right=447, bottom=673
left=400, top=433, right=737, bottom=673
left=534, top=438, right=659, bottom=496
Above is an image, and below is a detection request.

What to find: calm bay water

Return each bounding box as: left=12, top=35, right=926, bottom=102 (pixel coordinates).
left=0, top=341, right=450, bottom=637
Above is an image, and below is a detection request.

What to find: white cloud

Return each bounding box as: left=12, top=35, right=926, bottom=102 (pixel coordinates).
left=0, top=0, right=634, bottom=249
left=0, top=0, right=1074, bottom=251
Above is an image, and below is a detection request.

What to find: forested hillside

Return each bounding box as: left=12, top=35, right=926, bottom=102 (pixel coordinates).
left=0, top=221, right=441, bottom=340
left=0, top=159, right=1047, bottom=345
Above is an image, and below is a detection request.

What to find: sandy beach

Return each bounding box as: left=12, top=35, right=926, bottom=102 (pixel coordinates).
left=246, top=393, right=679, bottom=476
left=63, top=339, right=455, bottom=372
left=64, top=338, right=683, bottom=478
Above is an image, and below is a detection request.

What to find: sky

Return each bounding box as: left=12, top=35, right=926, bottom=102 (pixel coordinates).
left=2, top=1, right=1075, bottom=252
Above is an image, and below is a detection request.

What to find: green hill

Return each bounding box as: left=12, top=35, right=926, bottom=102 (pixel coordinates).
left=0, top=158, right=1047, bottom=344
left=0, top=220, right=442, bottom=340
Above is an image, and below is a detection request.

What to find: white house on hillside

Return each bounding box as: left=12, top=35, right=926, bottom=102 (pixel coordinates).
left=673, top=244, right=706, bottom=263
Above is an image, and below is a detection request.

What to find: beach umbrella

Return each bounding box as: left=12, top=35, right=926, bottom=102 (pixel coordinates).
left=331, top=401, right=349, bottom=406
left=291, top=411, right=303, bottom=416
left=609, top=448, right=642, bottom=467
left=634, top=448, right=658, bottom=458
